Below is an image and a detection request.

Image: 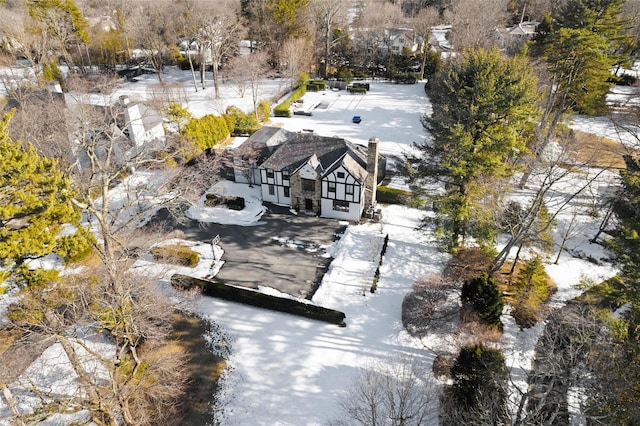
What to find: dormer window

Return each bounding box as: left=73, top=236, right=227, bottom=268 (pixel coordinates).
left=266, top=170, right=274, bottom=179
left=282, top=170, right=289, bottom=181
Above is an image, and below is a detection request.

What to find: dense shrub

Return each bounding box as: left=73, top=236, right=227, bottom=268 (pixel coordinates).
left=256, top=100, right=271, bottom=122
left=306, top=80, right=327, bottom=92
left=274, top=72, right=310, bottom=117
left=461, top=273, right=504, bottom=327
left=55, top=227, right=96, bottom=263
left=335, top=66, right=353, bottom=82
left=347, top=86, right=367, bottom=94
left=450, top=344, right=508, bottom=406
left=224, top=106, right=259, bottom=136
left=442, top=344, right=509, bottom=425
left=376, top=186, right=411, bottom=205
left=42, top=61, right=62, bottom=82
left=511, top=256, right=556, bottom=327
left=182, top=114, right=229, bottom=153
left=204, top=194, right=245, bottom=210
left=227, top=196, right=245, bottom=211
left=151, top=244, right=199, bottom=267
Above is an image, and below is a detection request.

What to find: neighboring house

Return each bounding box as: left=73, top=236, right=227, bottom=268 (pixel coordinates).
left=118, top=95, right=165, bottom=146
left=384, top=28, right=423, bottom=53
left=235, top=128, right=385, bottom=221
left=429, top=25, right=453, bottom=53
left=496, top=21, right=538, bottom=52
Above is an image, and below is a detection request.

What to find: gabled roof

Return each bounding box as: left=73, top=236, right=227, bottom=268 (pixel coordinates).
left=323, top=152, right=368, bottom=183
left=259, top=133, right=367, bottom=174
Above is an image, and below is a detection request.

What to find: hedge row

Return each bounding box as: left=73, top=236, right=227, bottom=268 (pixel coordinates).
left=347, top=87, right=367, bottom=94
left=376, top=186, right=412, bottom=205
left=273, top=83, right=308, bottom=117
left=306, top=80, right=327, bottom=92
left=172, top=274, right=347, bottom=326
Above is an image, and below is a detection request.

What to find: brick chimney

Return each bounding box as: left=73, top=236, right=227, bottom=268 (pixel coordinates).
left=364, top=137, right=379, bottom=208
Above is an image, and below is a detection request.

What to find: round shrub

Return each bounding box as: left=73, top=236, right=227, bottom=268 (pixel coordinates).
left=182, top=114, right=229, bottom=152
left=461, top=273, right=504, bottom=327
left=450, top=343, right=508, bottom=407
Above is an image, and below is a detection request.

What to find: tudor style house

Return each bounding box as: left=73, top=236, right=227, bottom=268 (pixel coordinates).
left=234, top=128, right=385, bottom=221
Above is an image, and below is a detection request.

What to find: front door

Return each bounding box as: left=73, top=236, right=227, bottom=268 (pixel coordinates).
left=305, top=198, right=313, bottom=211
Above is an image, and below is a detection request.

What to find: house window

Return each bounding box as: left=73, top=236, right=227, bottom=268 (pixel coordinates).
left=302, top=179, right=315, bottom=192
left=346, top=184, right=354, bottom=195
left=268, top=185, right=275, bottom=195
left=284, top=186, right=290, bottom=197
left=337, top=172, right=345, bottom=179
left=282, top=170, right=289, bottom=181
left=333, top=200, right=350, bottom=212
left=266, top=170, right=274, bottom=179
left=328, top=181, right=336, bottom=193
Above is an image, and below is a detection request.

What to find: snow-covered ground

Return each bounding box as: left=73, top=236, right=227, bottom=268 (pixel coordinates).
left=1, top=66, right=638, bottom=425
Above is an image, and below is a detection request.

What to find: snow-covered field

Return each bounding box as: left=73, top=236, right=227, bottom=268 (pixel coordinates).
left=1, top=66, right=638, bottom=425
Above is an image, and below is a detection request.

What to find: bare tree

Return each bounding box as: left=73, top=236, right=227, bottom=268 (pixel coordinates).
left=310, top=0, right=348, bottom=78
left=333, top=357, right=439, bottom=426
left=279, top=37, right=314, bottom=85
left=491, top=140, right=611, bottom=273
left=443, top=0, right=509, bottom=50
left=228, top=50, right=270, bottom=115
left=410, top=6, right=442, bottom=80
left=192, top=1, right=245, bottom=98
left=6, top=272, right=189, bottom=426
left=128, top=0, right=182, bottom=83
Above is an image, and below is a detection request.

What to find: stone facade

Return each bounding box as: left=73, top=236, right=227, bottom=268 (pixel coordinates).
left=289, top=171, right=322, bottom=214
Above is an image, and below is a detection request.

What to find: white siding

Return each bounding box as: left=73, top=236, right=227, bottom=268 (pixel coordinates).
left=322, top=166, right=362, bottom=202
left=260, top=168, right=291, bottom=205
left=320, top=198, right=361, bottom=221
left=299, top=163, right=317, bottom=179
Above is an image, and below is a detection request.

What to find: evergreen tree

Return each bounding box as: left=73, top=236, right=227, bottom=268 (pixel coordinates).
left=535, top=0, right=633, bottom=115
left=0, top=112, right=79, bottom=271
left=610, top=154, right=640, bottom=290
left=461, top=273, right=504, bottom=326
left=411, top=48, right=538, bottom=250
left=443, top=343, right=509, bottom=425
left=450, top=344, right=508, bottom=406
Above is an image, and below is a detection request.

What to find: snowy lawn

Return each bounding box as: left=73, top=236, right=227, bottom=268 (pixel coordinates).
left=1, top=68, right=637, bottom=425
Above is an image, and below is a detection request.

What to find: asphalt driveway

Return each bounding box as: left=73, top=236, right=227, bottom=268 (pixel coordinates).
left=166, top=204, right=347, bottom=298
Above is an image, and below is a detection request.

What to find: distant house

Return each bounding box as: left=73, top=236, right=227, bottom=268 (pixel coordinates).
left=234, top=127, right=385, bottom=221
left=385, top=28, right=422, bottom=53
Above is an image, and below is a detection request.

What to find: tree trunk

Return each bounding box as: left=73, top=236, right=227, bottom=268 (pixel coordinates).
left=187, top=51, right=198, bottom=92
left=213, top=61, right=221, bottom=99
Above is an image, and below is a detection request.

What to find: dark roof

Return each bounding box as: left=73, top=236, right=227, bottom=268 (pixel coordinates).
left=239, top=126, right=293, bottom=164
left=259, top=132, right=368, bottom=173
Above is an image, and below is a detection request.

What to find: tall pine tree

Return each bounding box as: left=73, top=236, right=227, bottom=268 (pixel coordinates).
left=410, top=48, right=538, bottom=251
left=0, top=111, right=79, bottom=271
